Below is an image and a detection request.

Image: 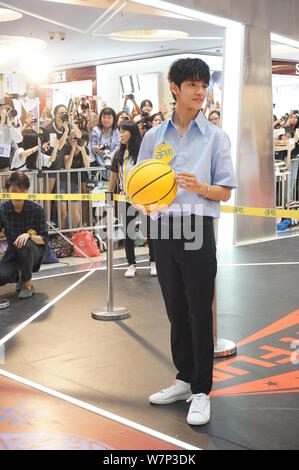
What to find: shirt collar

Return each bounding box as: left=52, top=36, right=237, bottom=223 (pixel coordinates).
left=168, top=110, right=208, bottom=135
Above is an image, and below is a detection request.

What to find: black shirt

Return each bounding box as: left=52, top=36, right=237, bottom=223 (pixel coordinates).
left=0, top=200, right=48, bottom=262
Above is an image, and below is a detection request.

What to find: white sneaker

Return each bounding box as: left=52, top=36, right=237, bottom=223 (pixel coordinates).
left=186, top=393, right=210, bottom=425
left=150, top=262, right=157, bottom=276
left=125, top=264, right=136, bottom=278
left=149, top=380, right=191, bottom=405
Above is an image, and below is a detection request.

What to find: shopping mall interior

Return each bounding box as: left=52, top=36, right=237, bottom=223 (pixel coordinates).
left=0, top=0, right=298, bottom=452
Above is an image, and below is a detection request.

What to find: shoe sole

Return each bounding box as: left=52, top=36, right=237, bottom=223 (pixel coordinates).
left=187, top=416, right=210, bottom=426
left=149, top=392, right=191, bottom=405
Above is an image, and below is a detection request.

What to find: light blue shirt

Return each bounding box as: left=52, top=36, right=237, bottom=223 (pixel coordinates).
left=137, top=111, right=237, bottom=219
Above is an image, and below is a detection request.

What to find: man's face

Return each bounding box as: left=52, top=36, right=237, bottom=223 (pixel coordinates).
left=171, top=80, right=208, bottom=112
left=9, top=184, right=27, bottom=211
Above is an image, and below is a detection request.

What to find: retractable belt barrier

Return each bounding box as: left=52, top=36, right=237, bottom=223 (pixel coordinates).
left=1, top=192, right=299, bottom=219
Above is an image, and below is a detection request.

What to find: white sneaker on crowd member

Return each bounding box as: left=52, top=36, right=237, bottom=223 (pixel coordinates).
left=150, top=261, right=157, bottom=276
left=125, top=264, right=136, bottom=278
left=149, top=380, right=191, bottom=405
left=186, top=393, right=210, bottom=425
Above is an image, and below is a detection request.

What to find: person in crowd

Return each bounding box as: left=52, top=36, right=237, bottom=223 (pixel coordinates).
left=0, top=100, right=22, bottom=177
left=133, top=99, right=153, bottom=123
left=10, top=131, right=59, bottom=192
left=40, top=111, right=53, bottom=129
left=116, top=111, right=130, bottom=128
left=0, top=171, right=48, bottom=298
left=91, top=107, right=120, bottom=178
left=42, top=104, right=82, bottom=193
left=208, top=110, right=221, bottom=127
left=161, top=104, right=171, bottom=120
left=108, top=120, right=156, bottom=277
left=122, top=94, right=140, bottom=119
left=137, top=57, right=237, bottom=425
left=59, top=133, right=90, bottom=229
left=150, top=112, right=165, bottom=127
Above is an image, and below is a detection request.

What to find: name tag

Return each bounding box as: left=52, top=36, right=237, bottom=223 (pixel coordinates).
left=154, top=143, right=174, bottom=164
left=0, top=143, right=11, bottom=159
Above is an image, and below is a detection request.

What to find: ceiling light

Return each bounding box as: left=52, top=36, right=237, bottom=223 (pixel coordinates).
left=22, top=52, right=51, bottom=83
left=0, top=8, right=23, bottom=22
left=0, top=36, right=46, bottom=65
left=110, top=29, right=189, bottom=42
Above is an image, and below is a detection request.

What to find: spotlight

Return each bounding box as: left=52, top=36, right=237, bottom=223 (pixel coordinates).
left=59, top=32, right=66, bottom=41
left=48, top=32, right=55, bottom=40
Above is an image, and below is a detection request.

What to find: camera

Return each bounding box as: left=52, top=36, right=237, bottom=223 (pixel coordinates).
left=8, top=108, right=18, bottom=119
left=141, top=121, right=151, bottom=130
left=74, top=137, right=85, bottom=147
left=101, top=144, right=112, bottom=169
left=141, top=111, right=149, bottom=118
left=61, top=112, right=69, bottom=122
left=74, top=133, right=89, bottom=147
left=128, top=94, right=135, bottom=100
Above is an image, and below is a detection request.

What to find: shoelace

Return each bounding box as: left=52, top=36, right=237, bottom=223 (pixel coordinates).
left=186, top=393, right=209, bottom=410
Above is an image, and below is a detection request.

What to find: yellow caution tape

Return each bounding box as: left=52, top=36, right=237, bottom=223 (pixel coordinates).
left=1, top=193, right=298, bottom=218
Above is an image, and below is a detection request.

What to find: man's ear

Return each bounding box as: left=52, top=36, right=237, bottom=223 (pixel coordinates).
left=170, top=82, right=179, bottom=97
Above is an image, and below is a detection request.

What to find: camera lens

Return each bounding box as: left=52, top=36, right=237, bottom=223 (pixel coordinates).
left=61, top=112, right=69, bottom=122
left=8, top=109, right=18, bottom=118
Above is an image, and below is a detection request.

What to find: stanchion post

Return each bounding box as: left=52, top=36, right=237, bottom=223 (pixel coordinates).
left=213, top=219, right=237, bottom=358
left=91, top=191, right=130, bottom=321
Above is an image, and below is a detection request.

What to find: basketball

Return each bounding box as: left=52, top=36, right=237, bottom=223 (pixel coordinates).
left=126, top=159, right=177, bottom=211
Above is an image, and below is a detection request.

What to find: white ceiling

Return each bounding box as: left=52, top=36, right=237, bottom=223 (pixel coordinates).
left=0, top=0, right=298, bottom=74
left=0, top=0, right=224, bottom=72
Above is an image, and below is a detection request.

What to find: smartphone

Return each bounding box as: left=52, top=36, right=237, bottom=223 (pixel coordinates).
left=50, top=133, right=57, bottom=147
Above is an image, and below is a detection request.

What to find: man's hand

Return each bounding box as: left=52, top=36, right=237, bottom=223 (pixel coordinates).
left=14, top=233, right=31, bottom=249
left=176, top=172, right=207, bottom=195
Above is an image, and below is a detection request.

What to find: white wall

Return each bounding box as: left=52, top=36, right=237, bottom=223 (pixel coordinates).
left=97, top=53, right=222, bottom=113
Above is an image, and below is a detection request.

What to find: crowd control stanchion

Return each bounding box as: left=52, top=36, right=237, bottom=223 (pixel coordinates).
left=213, top=219, right=237, bottom=358
left=213, top=281, right=237, bottom=358
left=0, top=299, right=9, bottom=310
left=91, top=191, right=130, bottom=321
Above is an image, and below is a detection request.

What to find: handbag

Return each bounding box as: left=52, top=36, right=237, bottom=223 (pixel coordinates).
left=71, top=230, right=100, bottom=257
left=50, top=235, right=73, bottom=258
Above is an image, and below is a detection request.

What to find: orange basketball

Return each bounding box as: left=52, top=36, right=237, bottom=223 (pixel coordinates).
left=126, top=159, right=177, bottom=212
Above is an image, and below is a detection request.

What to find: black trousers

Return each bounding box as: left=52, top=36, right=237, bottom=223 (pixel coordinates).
left=120, top=203, right=155, bottom=266
left=153, top=216, right=217, bottom=395
left=0, top=239, right=45, bottom=286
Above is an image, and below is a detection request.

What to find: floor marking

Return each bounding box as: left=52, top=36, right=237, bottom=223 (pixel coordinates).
left=0, top=368, right=200, bottom=451
left=0, top=270, right=95, bottom=347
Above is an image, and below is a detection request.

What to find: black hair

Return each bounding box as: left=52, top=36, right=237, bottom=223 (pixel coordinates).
left=140, top=100, right=153, bottom=110
left=168, top=58, right=210, bottom=101
left=209, top=110, right=220, bottom=120
left=54, top=104, right=67, bottom=115
left=115, top=120, right=141, bottom=165
left=6, top=170, right=30, bottom=191
left=150, top=112, right=165, bottom=123
left=98, top=107, right=117, bottom=131
left=116, top=110, right=130, bottom=127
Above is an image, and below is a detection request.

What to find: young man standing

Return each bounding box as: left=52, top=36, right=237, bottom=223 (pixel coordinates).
left=137, top=58, right=237, bottom=425
left=0, top=171, right=48, bottom=298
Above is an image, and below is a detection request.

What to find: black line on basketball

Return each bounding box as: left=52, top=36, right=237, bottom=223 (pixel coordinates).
left=127, top=161, right=169, bottom=195
left=135, top=178, right=177, bottom=206
left=131, top=168, right=173, bottom=199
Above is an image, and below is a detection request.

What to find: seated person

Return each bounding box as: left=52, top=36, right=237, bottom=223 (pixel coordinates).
left=0, top=171, right=48, bottom=298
